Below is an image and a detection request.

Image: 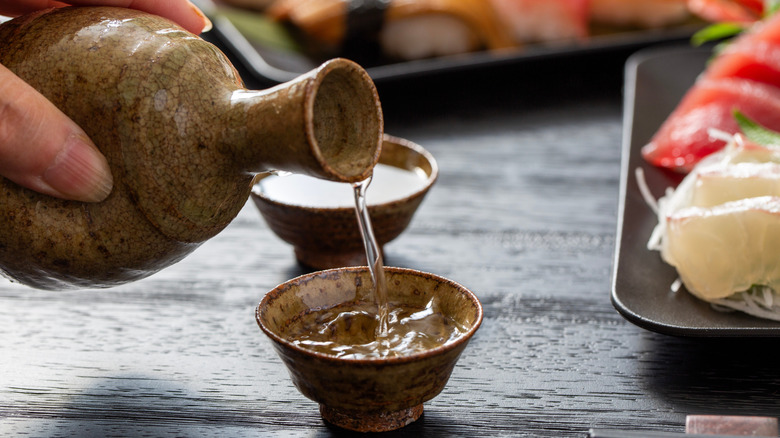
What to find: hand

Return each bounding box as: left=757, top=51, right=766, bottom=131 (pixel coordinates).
left=0, top=1, right=212, bottom=202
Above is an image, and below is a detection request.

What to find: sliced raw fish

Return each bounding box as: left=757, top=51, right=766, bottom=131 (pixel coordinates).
left=691, top=161, right=780, bottom=207
left=641, top=78, right=780, bottom=172
left=703, top=13, right=780, bottom=87
left=663, top=195, right=780, bottom=300
left=687, top=0, right=763, bottom=23
left=734, top=9, right=780, bottom=44
left=643, top=12, right=780, bottom=171
left=705, top=39, right=780, bottom=88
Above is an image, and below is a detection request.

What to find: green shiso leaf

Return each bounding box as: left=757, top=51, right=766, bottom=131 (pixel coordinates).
left=691, top=22, right=746, bottom=46
left=735, top=110, right=780, bottom=145
left=216, top=8, right=301, bottom=52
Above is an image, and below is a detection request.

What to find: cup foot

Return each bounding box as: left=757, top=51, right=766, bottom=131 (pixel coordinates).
left=320, top=403, right=423, bottom=432
left=294, top=247, right=384, bottom=270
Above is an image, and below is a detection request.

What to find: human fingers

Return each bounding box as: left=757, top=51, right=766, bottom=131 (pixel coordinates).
left=0, top=63, right=113, bottom=202
left=0, top=0, right=211, bottom=34
left=0, top=1, right=67, bottom=17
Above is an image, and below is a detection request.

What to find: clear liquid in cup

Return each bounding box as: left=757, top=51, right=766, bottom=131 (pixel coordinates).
left=270, top=162, right=460, bottom=359
left=256, top=163, right=428, bottom=207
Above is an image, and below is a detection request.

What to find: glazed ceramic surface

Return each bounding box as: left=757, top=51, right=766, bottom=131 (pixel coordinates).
left=251, top=135, right=437, bottom=269
left=256, top=266, right=482, bottom=432
left=0, top=7, right=382, bottom=289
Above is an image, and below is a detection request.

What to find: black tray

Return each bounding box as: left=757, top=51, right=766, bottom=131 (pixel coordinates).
left=195, top=0, right=705, bottom=84
left=611, top=46, right=780, bottom=337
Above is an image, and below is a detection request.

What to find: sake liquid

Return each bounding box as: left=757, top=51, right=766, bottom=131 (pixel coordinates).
left=284, top=300, right=468, bottom=359
left=352, top=176, right=390, bottom=336
left=256, top=163, right=428, bottom=207
left=272, top=164, right=466, bottom=358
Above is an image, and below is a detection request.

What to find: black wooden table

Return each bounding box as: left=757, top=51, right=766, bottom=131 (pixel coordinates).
left=3, top=39, right=779, bottom=438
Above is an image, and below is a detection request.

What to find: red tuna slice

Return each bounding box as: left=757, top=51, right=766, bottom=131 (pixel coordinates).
left=687, top=0, right=763, bottom=23
left=705, top=40, right=780, bottom=88
left=703, top=12, right=780, bottom=87
left=642, top=78, right=780, bottom=172
left=738, top=11, right=780, bottom=46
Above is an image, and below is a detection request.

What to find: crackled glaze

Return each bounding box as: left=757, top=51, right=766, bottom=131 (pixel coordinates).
left=256, top=267, right=483, bottom=432
left=250, top=135, right=437, bottom=269
left=0, top=7, right=382, bottom=289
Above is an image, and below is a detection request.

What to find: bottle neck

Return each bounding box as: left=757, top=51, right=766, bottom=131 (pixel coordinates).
left=224, top=59, right=384, bottom=184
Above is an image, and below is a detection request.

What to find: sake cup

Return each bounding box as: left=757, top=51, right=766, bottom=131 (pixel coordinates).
left=250, top=134, right=437, bottom=269
left=256, top=266, right=483, bottom=432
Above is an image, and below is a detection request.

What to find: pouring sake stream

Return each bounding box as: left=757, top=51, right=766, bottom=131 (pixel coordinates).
left=0, top=6, right=383, bottom=290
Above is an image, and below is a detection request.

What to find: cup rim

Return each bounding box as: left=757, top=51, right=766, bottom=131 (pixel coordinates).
left=256, top=266, right=483, bottom=365
left=250, top=134, right=438, bottom=212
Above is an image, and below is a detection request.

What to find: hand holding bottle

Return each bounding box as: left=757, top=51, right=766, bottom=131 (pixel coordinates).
left=0, top=0, right=211, bottom=202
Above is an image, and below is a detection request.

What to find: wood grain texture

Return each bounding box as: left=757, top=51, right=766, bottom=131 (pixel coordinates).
left=4, top=43, right=780, bottom=437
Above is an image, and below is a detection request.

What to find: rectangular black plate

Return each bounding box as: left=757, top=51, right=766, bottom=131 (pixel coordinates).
left=195, top=0, right=704, bottom=84
left=611, top=46, right=780, bottom=337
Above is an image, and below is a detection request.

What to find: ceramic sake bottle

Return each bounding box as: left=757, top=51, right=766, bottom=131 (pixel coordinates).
left=0, top=6, right=383, bottom=289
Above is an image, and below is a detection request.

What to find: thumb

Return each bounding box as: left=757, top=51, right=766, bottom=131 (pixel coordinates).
left=0, top=63, right=113, bottom=202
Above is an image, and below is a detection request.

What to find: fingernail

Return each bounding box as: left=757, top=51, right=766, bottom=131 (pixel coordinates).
left=189, top=1, right=213, bottom=33
left=44, top=134, right=114, bottom=203
left=202, top=15, right=213, bottom=33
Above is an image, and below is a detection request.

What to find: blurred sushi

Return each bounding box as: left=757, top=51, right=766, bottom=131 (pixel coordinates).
left=223, top=0, right=699, bottom=62
left=590, top=0, right=690, bottom=28
left=489, top=0, right=589, bottom=44
left=221, top=0, right=277, bottom=10
left=263, top=0, right=595, bottom=60
left=266, top=0, right=512, bottom=59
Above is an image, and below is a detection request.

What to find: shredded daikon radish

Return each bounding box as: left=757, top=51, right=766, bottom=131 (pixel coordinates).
left=711, top=287, right=780, bottom=321
left=635, top=167, right=658, bottom=214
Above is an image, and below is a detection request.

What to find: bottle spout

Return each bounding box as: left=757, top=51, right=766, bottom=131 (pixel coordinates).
left=305, top=58, right=384, bottom=183
left=236, top=58, right=384, bottom=183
